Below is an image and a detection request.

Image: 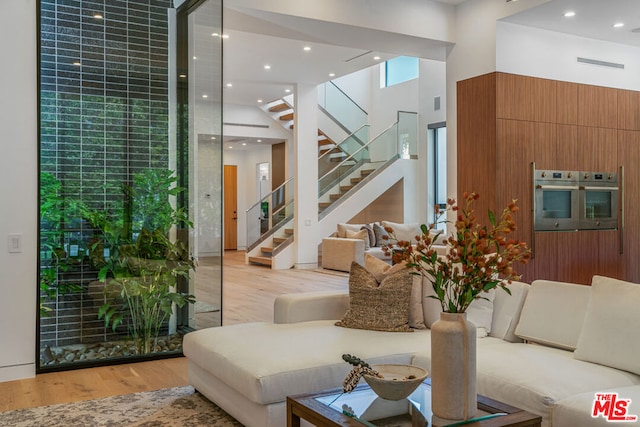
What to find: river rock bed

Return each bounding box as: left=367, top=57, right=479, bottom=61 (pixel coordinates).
left=40, top=335, right=184, bottom=365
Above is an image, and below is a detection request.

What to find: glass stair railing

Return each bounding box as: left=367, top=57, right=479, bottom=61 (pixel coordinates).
left=246, top=178, right=294, bottom=253
left=318, top=112, right=417, bottom=215
left=318, top=124, right=369, bottom=178
left=318, top=81, right=368, bottom=134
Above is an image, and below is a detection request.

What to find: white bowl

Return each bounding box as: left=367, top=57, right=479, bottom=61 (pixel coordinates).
left=362, top=364, right=428, bottom=401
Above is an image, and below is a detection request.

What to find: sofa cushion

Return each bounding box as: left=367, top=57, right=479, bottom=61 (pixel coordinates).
left=477, top=342, right=640, bottom=426
left=574, top=276, right=640, bottom=375
left=381, top=221, right=421, bottom=243
left=420, top=276, right=496, bottom=337
left=514, top=279, right=591, bottom=350
left=336, top=262, right=413, bottom=332
left=553, top=385, right=640, bottom=427
left=490, top=280, right=529, bottom=342
left=183, top=320, right=426, bottom=405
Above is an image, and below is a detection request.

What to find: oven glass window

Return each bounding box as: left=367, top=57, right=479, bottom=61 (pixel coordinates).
left=585, top=191, right=611, bottom=218
left=542, top=190, right=572, bottom=219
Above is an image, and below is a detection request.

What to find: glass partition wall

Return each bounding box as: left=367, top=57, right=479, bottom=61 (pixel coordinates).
left=37, top=0, right=222, bottom=371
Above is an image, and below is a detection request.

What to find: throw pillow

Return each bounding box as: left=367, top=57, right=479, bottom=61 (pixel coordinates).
left=337, top=223, right=365, bottom=238
left=573, top=276, right=640, bottom=375
left=363, top=254, right=425, bottom=330
left=373, top=223, right=390, bottom=247
left=346, top=229, right=370, bottom=250
left=336, top=262, right=413, bottom=332
left=361, top=224, right=375, bottom=248
left=381, top=221, right=421, bottom=243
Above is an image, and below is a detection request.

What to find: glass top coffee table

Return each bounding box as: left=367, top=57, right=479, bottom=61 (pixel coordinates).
left=286, top=380, right=541, bottom=427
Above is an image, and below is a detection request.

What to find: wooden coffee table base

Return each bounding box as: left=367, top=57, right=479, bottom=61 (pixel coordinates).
left=287, top=384, right=542, bottom=427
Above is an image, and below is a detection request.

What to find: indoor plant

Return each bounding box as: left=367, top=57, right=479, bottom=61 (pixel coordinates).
left=86, top=169, right=196, bottom=355
left=383, top=191, right=531, bottom=420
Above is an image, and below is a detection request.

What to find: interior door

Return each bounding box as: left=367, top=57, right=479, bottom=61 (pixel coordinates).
left=224, top=165, right=238, bottom=250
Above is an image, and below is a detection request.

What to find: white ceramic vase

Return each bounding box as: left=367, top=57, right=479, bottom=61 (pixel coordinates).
left=430, top=311, right=477, bottom=421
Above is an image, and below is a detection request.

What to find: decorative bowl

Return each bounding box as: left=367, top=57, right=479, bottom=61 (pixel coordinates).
left=362, top=364, right=428, bottom=401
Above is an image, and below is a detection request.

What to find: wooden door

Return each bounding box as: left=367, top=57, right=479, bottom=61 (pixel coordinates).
left=224, top=165, right=238, bottom=250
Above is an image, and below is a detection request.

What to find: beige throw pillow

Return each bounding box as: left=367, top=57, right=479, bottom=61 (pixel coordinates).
left=363, top=254, right=425, bottom=330
left=381, top=221, right=421, bottom=243
left=573, top=276, right=640, bottom=375
left=336, top=262, right=413, bottom=332
left=346, top=229, right=370, bottom=250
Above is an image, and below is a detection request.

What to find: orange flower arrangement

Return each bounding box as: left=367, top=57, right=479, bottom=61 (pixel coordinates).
left=383, top=192, right=531, bottom=313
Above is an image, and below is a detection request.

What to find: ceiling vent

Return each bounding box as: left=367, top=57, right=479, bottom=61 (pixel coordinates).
left=577, top=57, right=625, bottom=70
left=632, top=27, right=640, bottom=33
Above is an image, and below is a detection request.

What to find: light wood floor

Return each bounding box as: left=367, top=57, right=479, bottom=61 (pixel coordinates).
left=0, top=251, right=348, bottom=412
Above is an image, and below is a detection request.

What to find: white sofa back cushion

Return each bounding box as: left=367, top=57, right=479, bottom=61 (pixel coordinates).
left=381, top=221, right=421, bottom=243
left=490, top=280, right=529, bottom=342
left=514, top=280, right=591, bottom=350
left=574, top=275, right=640, bottom=376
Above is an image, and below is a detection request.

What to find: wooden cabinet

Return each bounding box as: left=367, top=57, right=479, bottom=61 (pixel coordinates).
left=618, top=89, right=640, bottom=131
left=617, top=130, right=640, bottom=282
left=496, top=73, right=556, bottom=123
left=458, top=72, right=637, bottom=284
left=578, top=85, right=618, bottom=129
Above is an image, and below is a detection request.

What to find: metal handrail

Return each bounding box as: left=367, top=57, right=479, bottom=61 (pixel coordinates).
left=245, top=177, right=293, bottom=215
left=317, top=123, right=369, bottom=163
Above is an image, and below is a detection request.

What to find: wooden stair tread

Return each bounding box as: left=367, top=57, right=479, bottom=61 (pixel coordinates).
left=279, top=112, right=294, bottom=121
left=329, top=194, right=341, bottom=200
left=273, top=237, right=287, bottom=244
left=268, top=103, right=289, bottom=112
left=261, top=247, right=274, bottom=254
left=284, top=228, right=294, bottom=235
left=248, top=256, right=272, bottom=266
left=340, top=185, right=353, bottom=192
left=351, top=177, right=363, bottom=184
left=318, top=202, right=332, bottom=208
left=361, top=169, right=375, bottom=176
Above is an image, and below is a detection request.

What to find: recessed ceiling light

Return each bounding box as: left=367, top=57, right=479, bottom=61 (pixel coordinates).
left=563, top=11, right=575, bottom=17
left=202, top=94, right=208, bottom=98
left=373, top=56, right=381, bottom=61
left=242, top=142, right=247, bottom=146
left=264, top=65, right=271, bottom=70
left=94, top=13, right=103, bottom=19
left=179, top=74, right=186, bottom=78
left=73, top=61, right=81, bottom=66
left=211, top=32, right=219, bottom=37
left=193, top=56, right=197, bottom=60
left=285, top=89, right=291, bottom=93
left=228, top=146, right=232, bottom=149
left=226, top=83, right=233, bottom=87
left=257, top=139, right=262, bottom=143
left=303, top=46, right=311, bottom=51
left=221, top=34, right=229, bottom=39
left=329, top=73, right=335, bottom=77
left=211, top=136, right=216, bottom=140
left=613, top=22, right=625, bottom=28
left=257, top=99, right=263, bottom=103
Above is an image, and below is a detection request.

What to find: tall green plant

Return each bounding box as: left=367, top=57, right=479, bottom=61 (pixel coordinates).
left=88, top=169, right=196, bottom=355
left=39, top=172, right=83, bottom=317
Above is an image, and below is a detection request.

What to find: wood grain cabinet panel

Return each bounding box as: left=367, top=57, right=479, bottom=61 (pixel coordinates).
left=497, top=73, right=556, bottom=123
left=618, top=89, right=640, bottom=131
left=533, top=232, right=558, bottom=280
left=555, top=125, right=579, bottom=170
left=617, top=130, right=640, bottom=282
left=578, top=85, right=618, bottom=128
left=577, top=127, right=618, bottom=171
left=556, top=81, right=578, bottom=125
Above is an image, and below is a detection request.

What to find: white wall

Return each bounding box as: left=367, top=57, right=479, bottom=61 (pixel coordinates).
left=0, top=0, right=37, bottom=381
left=497, top=21, right=640, bottom=92
left=224, top=145, right=272, bottom=249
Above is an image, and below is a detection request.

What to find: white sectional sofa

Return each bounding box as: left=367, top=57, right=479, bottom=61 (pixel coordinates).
left=183, top=274, right=640, bottom=427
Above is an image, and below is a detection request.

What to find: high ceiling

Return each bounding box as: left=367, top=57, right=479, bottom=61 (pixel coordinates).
left=203, top=0, right=640, bottom=148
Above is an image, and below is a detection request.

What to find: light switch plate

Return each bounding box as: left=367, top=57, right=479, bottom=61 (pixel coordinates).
left=8, top=233, right=22, bottom=253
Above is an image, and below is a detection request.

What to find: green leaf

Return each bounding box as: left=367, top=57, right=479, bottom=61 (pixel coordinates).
left=488, top=209, right=496, bottom=226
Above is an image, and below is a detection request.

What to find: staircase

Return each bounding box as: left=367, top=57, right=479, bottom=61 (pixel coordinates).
left=247, top=228, right=293, bottom=267
left=319, top=168, right=374, bottom=213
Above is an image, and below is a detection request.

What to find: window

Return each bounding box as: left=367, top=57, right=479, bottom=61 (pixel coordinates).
left=428, top=122, right=447, bottom=228
left=380, top=56, right=418, bottom=87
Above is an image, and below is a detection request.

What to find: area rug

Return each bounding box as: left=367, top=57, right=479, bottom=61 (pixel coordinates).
left=0, top=386, right=243, bottom=426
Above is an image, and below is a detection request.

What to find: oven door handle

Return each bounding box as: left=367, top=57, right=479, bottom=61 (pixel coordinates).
left=580, top=186, right=619, bottom=191
left=535, top=185, right=579, bottom=190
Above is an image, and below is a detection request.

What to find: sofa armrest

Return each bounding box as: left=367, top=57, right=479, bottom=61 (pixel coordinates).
left=273, top=290, right=350, bottom=324
left=321, top=237, right=364, bottom=272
